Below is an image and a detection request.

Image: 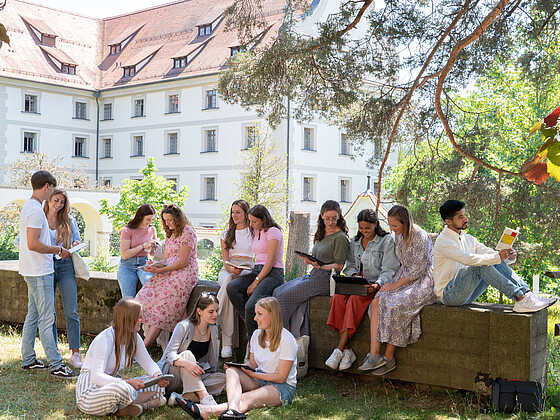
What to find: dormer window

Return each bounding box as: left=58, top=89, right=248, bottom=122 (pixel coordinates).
left=173, top=57, right=187, bottom=69
left=41, top=34, right=56, bottom=47
left=109, top=44, right=122, bottom=55
left=198, top=25, right=212, bottom=37
left=62, top=64, right=76, bottom=75
left=123, top=66, right=136, bottom=78
left=230, top=46, right=245, bottom=57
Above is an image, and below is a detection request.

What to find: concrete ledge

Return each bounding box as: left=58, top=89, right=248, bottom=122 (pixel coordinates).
left=308, top=296, right=548, bottom=393
left=0, top=263, right=219, bottom=335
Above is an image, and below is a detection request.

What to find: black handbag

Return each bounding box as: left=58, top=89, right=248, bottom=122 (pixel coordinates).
left=490, top=379, right=543, bottom=413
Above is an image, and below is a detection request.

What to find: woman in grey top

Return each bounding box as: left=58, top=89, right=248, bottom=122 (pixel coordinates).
left=158, top=293, right=225, bottom=407
left=273, top=200, right=349, bottom=337
left=325, top=209, right=400, bottom=371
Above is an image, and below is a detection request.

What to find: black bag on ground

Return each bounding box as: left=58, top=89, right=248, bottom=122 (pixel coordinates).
left=491, top=379, right=543, bottom=413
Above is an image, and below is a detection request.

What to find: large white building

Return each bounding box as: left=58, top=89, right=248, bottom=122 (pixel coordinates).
left=0, top=0, right=397, bottom=226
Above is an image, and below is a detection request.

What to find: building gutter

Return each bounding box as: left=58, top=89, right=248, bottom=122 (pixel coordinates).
left=94, top=90, right=100, bottom=184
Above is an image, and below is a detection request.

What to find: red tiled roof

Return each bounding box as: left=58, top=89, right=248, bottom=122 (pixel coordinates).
left=0, top=0, right=289, bottom=90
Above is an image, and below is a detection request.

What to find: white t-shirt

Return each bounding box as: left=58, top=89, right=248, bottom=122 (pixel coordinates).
left=220, top=227, right=254, bottom=258
left=250, top=328, right=297, bottom=387
left=18, top=199, right=53, bottom=277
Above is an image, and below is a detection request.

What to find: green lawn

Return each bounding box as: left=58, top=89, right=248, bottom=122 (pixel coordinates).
left=1, top=307, right=559, bottom=420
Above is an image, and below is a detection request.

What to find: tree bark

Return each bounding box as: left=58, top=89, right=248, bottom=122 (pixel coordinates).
left=285, top=211, right=310, bottom=280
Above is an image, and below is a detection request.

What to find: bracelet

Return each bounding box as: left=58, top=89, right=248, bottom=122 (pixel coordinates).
left=58, top=246, right=63, bottom=257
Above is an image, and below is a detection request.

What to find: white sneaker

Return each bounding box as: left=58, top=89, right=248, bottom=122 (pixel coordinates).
left=339, top=348, right=357, bottom=370
left=168, top=392, right=183, bottom=407
left=513, top=292, right=549, bottom=313
left=200, top=394, right=217, bottom=405
left=325, top=348, right=343, bottom=370
left=142, top=396, right=166, bottom=410
left=221, top=345, right=233, bottom=358
left=69, top=352, right=83, bottom=369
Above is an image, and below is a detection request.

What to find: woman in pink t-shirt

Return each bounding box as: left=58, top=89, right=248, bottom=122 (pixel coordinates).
left=226, top=204, right=285, bottom=339
left=116, top=204, right=157, bottom=298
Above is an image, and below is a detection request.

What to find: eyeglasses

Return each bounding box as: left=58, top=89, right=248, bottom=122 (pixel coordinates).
left=323, top=217, right=339, bottom=223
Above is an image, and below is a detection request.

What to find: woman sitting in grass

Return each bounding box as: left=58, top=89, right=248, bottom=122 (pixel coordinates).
left=177, top=297, right=297, bottom=420
left=75, top=298, right=169, bottom=417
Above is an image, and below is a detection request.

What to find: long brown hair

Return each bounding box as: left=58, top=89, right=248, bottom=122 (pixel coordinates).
left=387, top=205, right=415, bottom=247
left=161, top=204, right=191, bottom=238
left=127, top=204, right=156, bottom=229
left=188, top=292, right=219, bottom=326
left=111, top=298, right=142, bottom=376
left=314, top=200, right=348, bottom=242
left=256, top=297, right=283, bottom=353
left=224, top=200, right=252, bottom=250
left=43, top=187, right=72, bottom=248
left=248, top=204, right=281, bottom=232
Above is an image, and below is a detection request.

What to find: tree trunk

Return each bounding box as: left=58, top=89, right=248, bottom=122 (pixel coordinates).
left=285, top=211, right=310, bottom=280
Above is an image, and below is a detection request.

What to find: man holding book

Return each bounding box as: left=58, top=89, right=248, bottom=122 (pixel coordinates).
left=433, top=200, right=556, bottom=313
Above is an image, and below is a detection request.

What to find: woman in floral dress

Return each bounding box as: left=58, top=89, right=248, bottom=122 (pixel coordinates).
left=358, top=205, right=436, bottom=375
left=137, top=204, right=198, bottom=347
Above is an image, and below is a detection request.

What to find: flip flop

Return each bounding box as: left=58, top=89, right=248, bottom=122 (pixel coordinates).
left=218, top=408, right=246, bottom=419
left=176, top=398, right=201, bottom=419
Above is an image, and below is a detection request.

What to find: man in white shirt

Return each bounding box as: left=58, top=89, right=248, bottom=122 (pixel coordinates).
left=433, top=200, right=555, bottom=313
left=19, top=170, right=76, bottom=379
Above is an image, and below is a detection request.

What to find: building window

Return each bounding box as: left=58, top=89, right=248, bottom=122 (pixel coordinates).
left=103, top=103, right=113, bottom=120
left=74, top=137, right=86, bottom=157
left=24, top=94, right=38, bottom=113
left=205, top=89, right=217, bottom=109
left=133, top=99, right=145, bottom=117
left=102, top=138, right=112, bottom=158
left=244, top=126, right=256, bottom=149
left=303, top=127, right=315, bottom=151
left=230, top=46, right=245, bottom=56
left=198, top=25, right=211, bottom=37
left=173, top=57, right=187, bottom=69
left=75, top=101, right=87, bottom=119
left=166, top=177, right=178, bottom=192
left=168, top=94, right=179, bottom=113
left=340, top=179, right=351, bottom=203
left=109, top=44, right=121, bottom=55
left=62, top=64, right=76, bottom=75
left=123, top=66, right=136, bottom=77
left=204, top=129, right=217, bottom=152
left=23, top=132, right=36, bottom=153
left=203, top=177, right=216, bottom=200
left=41, top=34, right=56, bottom=47
left=132, top=135, right=144, bottom=157
left=167, top=132, right=179, bottom=154
left=101, top=178, right=112, bottom=187
left=302, top=176, right=315, bottom=202
left=340, top=133, right=351, bottom=155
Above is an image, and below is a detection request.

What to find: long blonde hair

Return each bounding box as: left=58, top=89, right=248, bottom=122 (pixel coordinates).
left=111, top=298, right=142, bottom=376
left=43, top=187, right=72, bottom=248
left=256, top=297, right=283, bottom=353
left=387, top=205, right=415, bottom=247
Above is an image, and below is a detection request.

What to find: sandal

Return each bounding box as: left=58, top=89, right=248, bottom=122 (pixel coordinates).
left=176, top=398, right=201, bottom=419
left=218, top=408, right=246, bottom=419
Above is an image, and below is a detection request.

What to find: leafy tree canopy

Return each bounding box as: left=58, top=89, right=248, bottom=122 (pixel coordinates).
left=99, top=157, right=189, bottom=238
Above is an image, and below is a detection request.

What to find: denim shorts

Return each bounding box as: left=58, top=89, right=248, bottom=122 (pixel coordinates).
left=256, top=378, right=296, bottom=405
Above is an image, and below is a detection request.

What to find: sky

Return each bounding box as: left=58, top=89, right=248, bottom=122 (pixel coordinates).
left=26, top=0, right=174, bottom=18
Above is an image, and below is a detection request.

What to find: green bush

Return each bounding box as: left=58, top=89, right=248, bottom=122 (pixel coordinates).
left=88, top=245, right=117, bottom=272
left=199, top=246, right=223, bottom=282
left=0, top=231, right=18, bottom=260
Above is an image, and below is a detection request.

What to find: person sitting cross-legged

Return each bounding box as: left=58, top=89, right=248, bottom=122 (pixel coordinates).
left=433, top=200, right=556, bottom=312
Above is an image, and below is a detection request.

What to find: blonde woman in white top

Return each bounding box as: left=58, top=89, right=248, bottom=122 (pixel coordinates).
left=217, top=200, right=254, bottom=358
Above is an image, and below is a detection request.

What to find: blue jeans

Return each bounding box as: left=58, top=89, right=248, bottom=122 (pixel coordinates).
left=22, top=273, right=63, bottom=370
left=116, top=256, right=153, bottom=298
left=52, top=256, right=81, bottom=350
left=226, top=265, right=285, bottom=338
left=257, top=378, right=296, bottom=405
left=442, top=261, right=530, bottom=306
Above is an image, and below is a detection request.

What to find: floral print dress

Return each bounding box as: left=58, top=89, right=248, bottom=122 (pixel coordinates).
left=375, top=226, right=436, bottom=347
left=137, top=226, right=198, bottom=332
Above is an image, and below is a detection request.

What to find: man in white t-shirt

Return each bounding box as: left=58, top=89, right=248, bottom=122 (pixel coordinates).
left=19, top=170, right=76, bottom=379
left=433, top=200, right=556, bottom=313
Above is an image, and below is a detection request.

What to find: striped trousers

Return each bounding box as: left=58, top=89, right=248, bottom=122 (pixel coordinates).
left=76, top=370, right=164, bottom=416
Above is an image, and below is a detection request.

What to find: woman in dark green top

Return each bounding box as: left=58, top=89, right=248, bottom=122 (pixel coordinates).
left=273, top=200, right=349, bottom=337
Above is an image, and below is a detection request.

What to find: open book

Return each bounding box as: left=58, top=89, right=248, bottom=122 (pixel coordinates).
left=224, top=260, right=253, bottom=270
left=139, top=261, right=167, bottom=271
left=496, top=227, right=520, bottom=251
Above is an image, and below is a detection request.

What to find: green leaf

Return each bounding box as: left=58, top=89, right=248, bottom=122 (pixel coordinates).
left=0, top=23, right=10, bottom=46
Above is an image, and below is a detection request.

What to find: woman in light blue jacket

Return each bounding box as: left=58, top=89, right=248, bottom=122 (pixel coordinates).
left=325, top=209, right=400, bottom=371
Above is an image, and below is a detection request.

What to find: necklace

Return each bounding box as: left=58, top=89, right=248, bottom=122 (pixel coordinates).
left=31, top=196, right=42, bottom=204
left=194, top=325, right=209, bottom=340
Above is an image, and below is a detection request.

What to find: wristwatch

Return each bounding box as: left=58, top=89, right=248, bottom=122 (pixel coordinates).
left=255, top=276, right=260, bottom=283
left=58, top=246, right=63, bottom=257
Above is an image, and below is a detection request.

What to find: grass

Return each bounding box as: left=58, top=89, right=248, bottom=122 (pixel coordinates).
left=1, top=308, right=559, bottom=420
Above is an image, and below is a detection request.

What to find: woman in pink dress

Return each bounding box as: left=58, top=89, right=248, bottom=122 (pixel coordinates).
left=136, top=204, right=198, bottom=347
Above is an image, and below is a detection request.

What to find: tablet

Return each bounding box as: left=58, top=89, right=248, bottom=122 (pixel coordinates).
left=142, top=374, right=174, bottom=388
left=294, top=251, right=326, bottom=266
left=224, top=362, right=256, bottom=372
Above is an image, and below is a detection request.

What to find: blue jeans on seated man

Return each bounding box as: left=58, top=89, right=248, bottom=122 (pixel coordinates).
left=116, top=256, right=154, bottom=298
left=52, top=256, right=81, bottom=350
left=442, top=261, right=530, bottom=306
left=22, top=273, right=63, bottom=370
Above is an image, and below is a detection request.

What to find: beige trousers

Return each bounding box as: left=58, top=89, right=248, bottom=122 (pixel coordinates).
left=217, top=264, right=251, bottom=347
left=167, top=350, right=225, bottom=396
